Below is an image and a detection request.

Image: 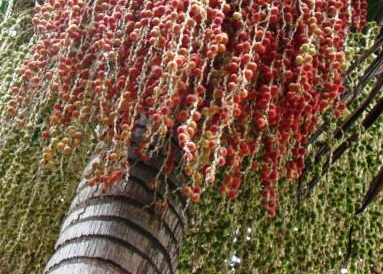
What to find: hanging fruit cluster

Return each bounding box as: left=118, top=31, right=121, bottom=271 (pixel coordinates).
left=180, top=21, right=383, bottom=273
left=5, top=0, right=368, bottom=216
left=0, top=6, right=99, bottom=274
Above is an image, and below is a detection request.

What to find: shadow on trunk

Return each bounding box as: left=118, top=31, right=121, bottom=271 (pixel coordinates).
left=44, top=120, right=188, bottom=274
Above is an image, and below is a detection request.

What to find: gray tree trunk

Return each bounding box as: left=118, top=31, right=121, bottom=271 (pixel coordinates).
left=44, top=123, right=188, bottom=274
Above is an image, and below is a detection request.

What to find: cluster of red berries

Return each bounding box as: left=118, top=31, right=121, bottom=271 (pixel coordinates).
left=7, top=0, right=367, bottom=216
left=351, top=0, right=368, bottom=31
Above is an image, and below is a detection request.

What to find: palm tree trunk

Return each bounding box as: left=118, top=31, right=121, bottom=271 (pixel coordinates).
left=44, top=137, right=187, bottom=274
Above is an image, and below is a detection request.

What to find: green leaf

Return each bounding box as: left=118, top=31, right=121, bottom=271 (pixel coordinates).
left=0, top=0, right=8, bottom=15
left=368, top=0, right=383, bottom=21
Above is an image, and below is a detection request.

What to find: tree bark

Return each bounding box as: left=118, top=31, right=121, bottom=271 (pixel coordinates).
left=44, top=124, right=187, bottom=274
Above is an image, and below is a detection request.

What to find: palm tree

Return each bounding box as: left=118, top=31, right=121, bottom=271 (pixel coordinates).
left=1, top=0, right=383, bottom=273
left=44, top=157, right=187, bottom=273
left=44, top=125, right=188, bottom=273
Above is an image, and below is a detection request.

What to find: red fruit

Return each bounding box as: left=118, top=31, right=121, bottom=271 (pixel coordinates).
left=268, top=209, right=276, bottom=218
left=152, top=66, right=162, bottom=77
left=269, top=189, right=277, bottom=198
left=206, top=175, right=215, bottom=184
left=217, top=156, right=226, bottom=166
left=41, top=130, right=50, bottom=139
left=187, top=142, right=197, bottom=152
left=228, top=190, right=238, bottom=200
left=191, top=193, right=200, bottom=203
left=268, top=200, right=277, bottom=208
left=244, top=69, right=254, bottom=80
left=152, top=113, right=162, bottom=122
left=241, top=54, right=251, bottom=64
left=227, top=62, right=238, bottom=73
left=182, top=186, right=192, bottom=196
left=129, top=32, right=138, bottom=41
left=45, top=71, right=53, bottom=79
left=99, top=2, right=109, bottom=10
left=183, top=153, right=193, bottom=162
left=32, top=75, right=40, bottom=84
left=247, top=62, right=258, bottom=72
left=227, top=82, right=237, bottom=91
left=261, top=188, right=269, bottom=197
left=263, top=180, right=273, bottom=187
left=233, top=108, right=242, bottom=117
left=255, top=117, right=267, bottom=129
left=193, top=185, right=201, bottom=194
left=220, top=184, right=230, bottom=195
left=252, top=161, right=259, bottom=171
left=101, top=187, right=108, bottom=194
left=254, top=42, right=266, bottom=54
left=230, top=178, right=241, bottom=189
left=186, top=94, right=197, bottom=105
left=110, top=170, right=123, bottom=182
left=268, top=109, right=277, bottom=119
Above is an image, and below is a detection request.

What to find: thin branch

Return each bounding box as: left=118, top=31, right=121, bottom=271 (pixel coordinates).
left=373, top=2, right=383, bottom=27
left=298, top=76, right=383, bottom=203
left=303, top=96, right=383, bottom=197
left=361, top=95, right=383, bottom=129
left=341, top=225, right=354, bottom=269
left=305, top=134, right=357, bottom=196
left=307, top=56, right=383, bottom=146
left=356, top=165, right=383, bottom=215
left=346, top=51, right=383, bottom=105
left=346, top=35, right=383, bottom=75
left=334, top=76, right=383, bottom=139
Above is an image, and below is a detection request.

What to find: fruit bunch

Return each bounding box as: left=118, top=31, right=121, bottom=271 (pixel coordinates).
left=179, top=21, right=383, bottom=274
left=4, top=0, right=367, bottom=216
left=0, top=5, right=95, bottom=273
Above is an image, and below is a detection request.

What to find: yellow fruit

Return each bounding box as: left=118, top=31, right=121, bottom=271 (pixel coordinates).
left=63, top=145, right=72, bottom=155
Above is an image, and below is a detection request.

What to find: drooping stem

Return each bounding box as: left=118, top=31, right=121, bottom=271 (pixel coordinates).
left=356, top=164, right=383, bottom=215
left=303, top=95, right=383, bottom=197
